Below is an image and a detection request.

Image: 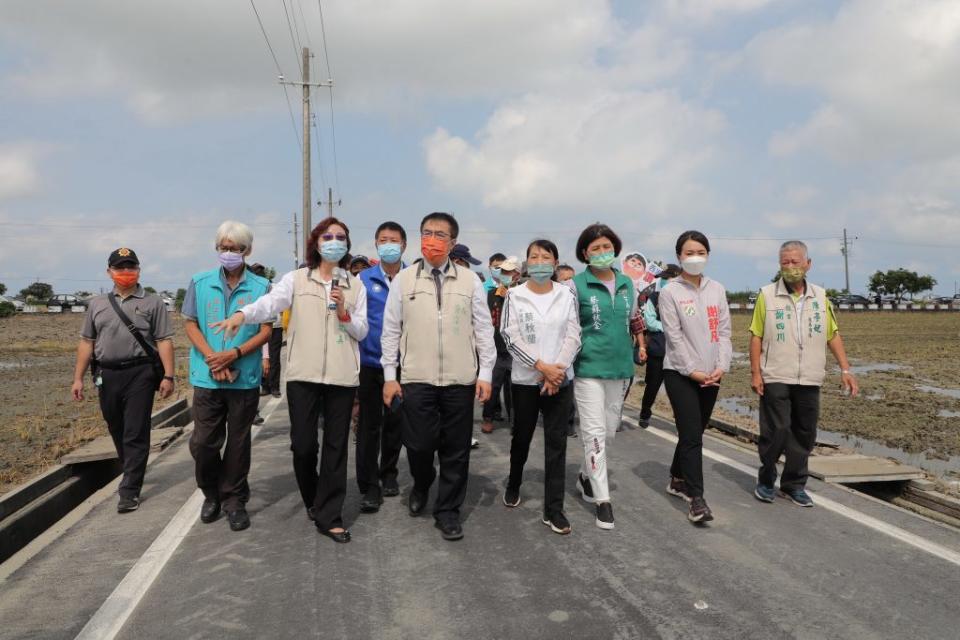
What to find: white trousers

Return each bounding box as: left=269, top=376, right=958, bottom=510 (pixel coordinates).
left=574, top=377, right=629, bottom=503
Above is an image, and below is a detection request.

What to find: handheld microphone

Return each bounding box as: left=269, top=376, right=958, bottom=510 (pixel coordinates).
left=328, top=275, right=340, bottom=310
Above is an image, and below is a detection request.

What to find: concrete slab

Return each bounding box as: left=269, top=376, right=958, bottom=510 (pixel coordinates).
left=809, top=454, right=924, bottom=483
left=60, top=427, right=184, bottom=465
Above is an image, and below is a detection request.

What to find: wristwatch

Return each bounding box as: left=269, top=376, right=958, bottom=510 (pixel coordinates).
left=163, top=375, right=175, bottom=382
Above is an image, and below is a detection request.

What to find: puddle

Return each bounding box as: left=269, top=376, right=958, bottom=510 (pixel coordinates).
left=865, top=393, right=884, bottom=401
left=818, top=429, right=960, bottom=477
left=916, top=385, right=960, bottom=400
left=845, top=363, right=907, bottom=375
left=0, top=361, right=27, bottom=370
left=938, top=410, right=960, bottom=418
left=716, top=396, right=757, bottom=419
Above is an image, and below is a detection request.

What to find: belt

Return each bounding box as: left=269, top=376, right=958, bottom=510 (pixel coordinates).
left=97, top=356, right=155, bottom=370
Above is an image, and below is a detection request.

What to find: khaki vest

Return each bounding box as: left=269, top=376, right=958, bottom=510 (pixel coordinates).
left=395, top=261, right=478, bottom=386
left=759, top=280, right=829, bottom=386
left=285, top=268, right=361, bottom=386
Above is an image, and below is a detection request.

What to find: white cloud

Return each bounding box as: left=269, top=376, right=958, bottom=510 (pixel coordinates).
left=424, top=90, right=725, bottom=216
left=0, top=145, right=41, bottom=200
left=662, top=0, right=776, bottom=22
left=745, top=0, right=960, bottom=161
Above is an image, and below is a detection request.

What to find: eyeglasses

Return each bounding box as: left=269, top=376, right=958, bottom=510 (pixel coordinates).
left=217, top=245, right=246, bottom=253
left=421, top=230, right=450, bottom=240
left=321, top=233, right=347, bottom=242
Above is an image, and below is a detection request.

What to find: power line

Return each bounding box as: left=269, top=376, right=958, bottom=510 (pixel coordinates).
left=0, top=221, right=290, bottom=229
left=316, top=0, right=341, bottom=197
left=249, top=0, right=303, bottom=152
left=296, top=0, right=314, bottom=49
left=280, top=0, right=303, bottom=75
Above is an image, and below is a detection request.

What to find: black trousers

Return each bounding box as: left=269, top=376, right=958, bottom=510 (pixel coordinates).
left=356, top=366, right=404, bottom=495
left=286, top=380, right=355, bottom=530
left=482, top=356, right=512, bottom=420
left=401, top=383, right=475, bottom=523
left=99, top=363, right=155, bottom=499
left=508, top=384, right=572, bottom=517
left=758, top=383, right=821, bottom=491
left=663, top=370, right=719, bottom=498
left=264, top=327, right=283, bottom=393
left=639, top=355, right=665, bottom=420
left=190, top=387, right=260, bottom=511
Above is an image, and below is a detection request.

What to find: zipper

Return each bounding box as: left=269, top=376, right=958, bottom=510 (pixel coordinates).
left=436, top=276, right=444, bottom=385
left=321, top=284, right=330, bottom=381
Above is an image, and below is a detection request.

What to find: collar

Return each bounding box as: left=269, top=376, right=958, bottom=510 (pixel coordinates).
left=418, top=258, right=455, bottom=278
left=377, top=261, right=405, bottom=282
left=584, top=267, right=626, bottom=290
left=675, top=274, right=711, bottom=292
left=308, top=267, right=352, bottom=288
left=775, top=278, right=811, bottom=299
left=219, top=265, right=248, bottom=288
left=112, top=285, right=145, bottom=300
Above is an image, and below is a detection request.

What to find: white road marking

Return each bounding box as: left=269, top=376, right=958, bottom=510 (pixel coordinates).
left=75, top=395, right=284, bottom=640
left=630, top=418, right=960, bottom=567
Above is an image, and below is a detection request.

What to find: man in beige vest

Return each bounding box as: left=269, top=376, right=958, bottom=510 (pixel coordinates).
left=750, top=240, right=859, bottom=507
left=381, top=212, right=496, bottom=541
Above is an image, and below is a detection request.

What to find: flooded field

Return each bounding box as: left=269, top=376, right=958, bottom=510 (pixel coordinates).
left=629, top=311, right=960, bottom=478
left=0, top=313, right=191, bottom=495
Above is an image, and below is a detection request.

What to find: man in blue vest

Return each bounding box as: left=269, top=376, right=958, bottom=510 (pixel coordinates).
left=356, top=221, right=407, bottom=513
left=182, top=221, right=272, bottom=531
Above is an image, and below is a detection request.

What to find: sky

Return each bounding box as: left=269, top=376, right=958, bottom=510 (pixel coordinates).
left=1, top=0, right=959, bottom=297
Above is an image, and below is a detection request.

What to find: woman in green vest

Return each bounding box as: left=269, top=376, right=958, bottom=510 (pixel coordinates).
left=571, top=223, right=638, bottom=531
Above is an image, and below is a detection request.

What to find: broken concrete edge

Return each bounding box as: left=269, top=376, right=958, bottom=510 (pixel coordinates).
left=150, top=398, right=188, bottom=428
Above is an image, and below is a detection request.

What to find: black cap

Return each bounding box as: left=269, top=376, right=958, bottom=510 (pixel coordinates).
left=350, top=255, right=371, bottom=266
left=108, top=247, right=140, bottom=267
left=450, top=244, right=482, bottom=265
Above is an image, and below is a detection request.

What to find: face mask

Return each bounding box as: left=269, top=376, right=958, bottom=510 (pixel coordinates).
left=527, top=263, right=555, bottom=283
left=490, top=267, right=502, bottom=280
left=497, top=273, right=515, bottom=286
left=111, top=272, right=139, bottom=289
left=377, top=242, right=403, bottom=264
left=780, top=267, right=806, bottom=284
left=421, top=237, right=448, bottom=264
left=320, top=239, right=348, bottom=263
left=589, top=251, right=616, bottom=269
left=680, top=256, right=707, bottom=276
left=218, top=251, right=244, bottom=271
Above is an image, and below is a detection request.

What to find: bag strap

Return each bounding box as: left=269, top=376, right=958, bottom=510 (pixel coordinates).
left=107, top=294, right=159, bottom=359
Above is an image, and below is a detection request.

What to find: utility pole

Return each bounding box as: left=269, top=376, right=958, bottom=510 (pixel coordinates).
left=292, top=212, right=300, bottom=269
left=840, top=228, right=857, bottom=293
left=318, top=186, right=341, bottom=219
left=279, top=47, right=333, bottom=259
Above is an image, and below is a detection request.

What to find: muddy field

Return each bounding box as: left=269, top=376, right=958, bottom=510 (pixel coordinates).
left=629, top=311, right=960, bottom=473
left=0, top=313, right=192, bottom=495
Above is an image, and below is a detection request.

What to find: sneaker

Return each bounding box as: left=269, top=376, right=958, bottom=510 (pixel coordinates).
left=471, top=437, right=480, bottom=449
left=503, top=486, right=521, bottom=508
left=117, top=495, right=140, bottom=513
left=253, top=412, right=264, bottom=425
left=595, top=502, right=614, bottom=530
left=578, top=474, right=596, bottom=504
left=481, top=421, right=495, bottom=434
left=271, top=390, right=282, bottom=398
left=688, top=497, right=714, bottom=523
left=541, top=512, right=571, bottom=535
left=754, top=483, right=775, bottom=503
left=637, top=416, right=650, bottom=428
left=780, top=488, right=814, bottom=507
left=666, top=477, right=692, bottom=503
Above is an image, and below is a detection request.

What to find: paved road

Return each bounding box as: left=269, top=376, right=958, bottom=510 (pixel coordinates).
left=2, top=397, right=959, bottom=639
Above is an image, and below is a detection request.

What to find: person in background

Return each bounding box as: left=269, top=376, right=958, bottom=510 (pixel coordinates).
left=356, top=221, right=408, bottom=513
left=212, top=217, right=368, bottom=544
left=751, top=241, right=859, bottom=507
left=556, top=263, right=579, bottom=436
left=381, top=212, right=496, bottom=542
left=570, top=223, right=638, bottom=530
left=450, top=243, right=483, bottom=273
left=350, top=255, right=372, bottom=276
left=182, top=222, right=272, bottom=532
left=659, top=230, right=732, bottom=524
left=556, top=264, right=576, bottom=283
left=245, top=263, right=274, bottom=427
left=481, top=255, right=521, bottom=434
left=500, top=239, right=581, bottom=535
left=72, top=248, right=175, bottom=513
left=638, top=264, right=681, bottom=428
left=484, top=252, right=507, bottom=292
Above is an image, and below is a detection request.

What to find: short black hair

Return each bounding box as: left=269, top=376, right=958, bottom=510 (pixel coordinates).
left=575, top=223, right=622, bottom=264
left=489, top=252, right=507, bottom=264
left=526, top=239, right=559, bottom=261
left=675, top=230, right=710, bottom=256
left=420, top=212, right=459, bottom=239
left=375, top=221, right=407, bottom=243
left=556, top=264, right=575, bottom=273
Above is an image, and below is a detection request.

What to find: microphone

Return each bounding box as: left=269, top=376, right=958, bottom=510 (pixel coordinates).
left=328, top=269, right=341, bottom=310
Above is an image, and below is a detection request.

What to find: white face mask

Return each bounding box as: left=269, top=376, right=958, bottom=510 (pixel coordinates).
left=681, top=256, right=708, bottom=276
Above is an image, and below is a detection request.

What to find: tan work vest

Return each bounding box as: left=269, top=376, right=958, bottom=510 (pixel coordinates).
left=759, top=280, right=829, bottom=386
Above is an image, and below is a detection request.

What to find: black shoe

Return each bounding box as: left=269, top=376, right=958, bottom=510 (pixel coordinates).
left=316, top=524, right=351, bottom=543
left=306, top=506, right=317, bottom=521
left=492, top=412, right=505, bottom=422
left=271, top=390, right=282, bottom=398
left=200, top=498, right=221, bottom=523
left=408, top=489, right=427, bottom=517
left=434, top=519, right=464, bottom=541
left=541, top=511, right=571, bottom=535
left=637, top=415, right=650, bottom=428
left=227, top=508, right=250, bottom=531
left=688, top=497, right=714, bottom=523
left=117, top=495, right=140, bottom=513
left=260, top=387, right=270, bottom=396
left=360, top=491, right=384, bottom=514
left=253, top=412, right=264, bottom=425
left=578, top=473, right=596, bottom=504
left=595, top=502, right=615, bottom=530
left=382, top=481, right=400, bottom=497
left=502, top=486, right=521, bottom=508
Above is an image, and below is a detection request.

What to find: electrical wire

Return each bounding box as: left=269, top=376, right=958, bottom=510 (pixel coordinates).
left=316, top=0, right=341, bottom=198
left=249, top=0, right=302, bottom=152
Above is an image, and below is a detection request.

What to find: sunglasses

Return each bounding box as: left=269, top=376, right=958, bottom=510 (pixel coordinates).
left=321, top=233, right=347, bottom=242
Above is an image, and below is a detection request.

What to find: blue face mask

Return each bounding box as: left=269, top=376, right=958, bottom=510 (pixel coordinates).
left=490, top=267, right=502, bottom=280
left=527, top=263, right=555, bottom=283
left=497, top=272, right=515, bottom=286
left=589, top=251, right=616, bottom=269
left=377, top=242, right=403, bottom=264
left=320, top=239, right=348, bottom=263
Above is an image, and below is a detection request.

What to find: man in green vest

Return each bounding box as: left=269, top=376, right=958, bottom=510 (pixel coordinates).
left=750, top=240, right=859, bottom=508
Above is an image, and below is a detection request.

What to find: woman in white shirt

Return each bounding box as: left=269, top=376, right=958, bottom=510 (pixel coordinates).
left=213, top=217, right=367, bottom=544
left=499, top=239, right=581, bottom=534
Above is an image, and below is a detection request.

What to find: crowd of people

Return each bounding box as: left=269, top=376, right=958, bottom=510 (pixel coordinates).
left=71, top=213, right=859, bottom=543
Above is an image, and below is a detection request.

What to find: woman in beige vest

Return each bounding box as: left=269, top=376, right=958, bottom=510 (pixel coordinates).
left=213, top=217, right=368, bottom=543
